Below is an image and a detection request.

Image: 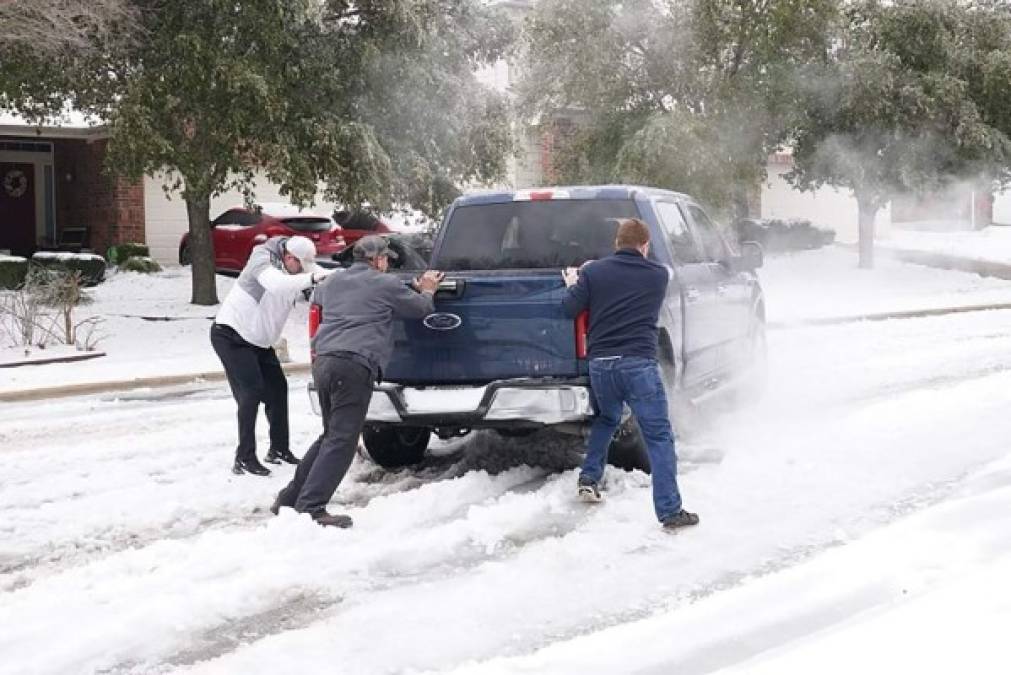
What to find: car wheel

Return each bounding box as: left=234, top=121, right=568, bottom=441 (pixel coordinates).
left=608, top=416, right=650, bottom=472
left=606, top=356, right=693, bottom=474
left=363, top=426, right=431, bottom=468
left=179, top=242, right=191, bottom=266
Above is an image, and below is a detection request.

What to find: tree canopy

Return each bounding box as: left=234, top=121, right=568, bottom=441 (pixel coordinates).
left=520, top=0, right=838, bottom=216
left=0, top=0, right=137, bottom=56
left=787, top=0, right=1011, bottom=267
left=0, top=0, right=514, bottom=304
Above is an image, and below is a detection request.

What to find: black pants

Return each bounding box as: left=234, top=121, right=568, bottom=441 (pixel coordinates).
left=276, top=354, right=373, bottom=514
left=210, top=323, right=289, bottom=461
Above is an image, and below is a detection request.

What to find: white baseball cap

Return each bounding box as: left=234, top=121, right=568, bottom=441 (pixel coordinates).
left=284, top=236, right=318, bottom=273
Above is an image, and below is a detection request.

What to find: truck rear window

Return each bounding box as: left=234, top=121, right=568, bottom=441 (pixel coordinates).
left=434, top=199, right=641, bottom=270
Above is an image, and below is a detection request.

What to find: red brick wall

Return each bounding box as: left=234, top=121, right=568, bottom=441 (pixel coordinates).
left=53, top=139, right=145, bottom=253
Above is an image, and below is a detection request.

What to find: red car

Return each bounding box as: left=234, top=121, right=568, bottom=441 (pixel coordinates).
left=179, top=203, right=349, bottom=274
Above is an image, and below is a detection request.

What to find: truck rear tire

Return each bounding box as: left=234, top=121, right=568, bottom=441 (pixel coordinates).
left=363, top=426, right=430, bottom=468
left=608, top=418, right=650, bottom=473
left=606, top=356, right=686, bottom=474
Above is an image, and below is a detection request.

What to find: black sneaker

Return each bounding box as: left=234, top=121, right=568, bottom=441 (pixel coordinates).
left=265, top=448, right=300, bottom=465
left=662, top=509, right=700, bottom=531
left=577, top=476, right=603, bottom=503
left=311, top=510, right=353, bottom=529
left=232, top=457, right=271, bottom=477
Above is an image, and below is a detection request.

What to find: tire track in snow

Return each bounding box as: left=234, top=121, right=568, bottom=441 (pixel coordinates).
left=0, top=433, right=557, bottom=594
left=148, top=473, right=602, bottom=673
left=0, top=464, right=594, bottom=675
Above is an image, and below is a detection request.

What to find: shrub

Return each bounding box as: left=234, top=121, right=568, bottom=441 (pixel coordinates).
left=118, top=256, right=162, bottom=273
left=31, top=251, right=106, bottom=286
left=0, top=255, right=28, bottom=290
left=732, top=218, right=835, bottom=254
left=106, top=242, right=150, bottom=264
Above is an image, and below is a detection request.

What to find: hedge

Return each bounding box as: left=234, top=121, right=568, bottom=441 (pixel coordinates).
left=0, top=255, right=28, bottom=290
left=31, top=252, right=107, bottom=286
left=107, top=242, right=150, bottom=265
left=118, top=256, right=162, bottom=273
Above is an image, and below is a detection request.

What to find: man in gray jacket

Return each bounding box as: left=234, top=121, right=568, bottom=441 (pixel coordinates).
left=271, top=235, right=444, bottom=527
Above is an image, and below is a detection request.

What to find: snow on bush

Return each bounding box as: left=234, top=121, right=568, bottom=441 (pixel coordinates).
left=0, top=254, right=28, bottom=289
left=31, top=251, right=106, bottom=286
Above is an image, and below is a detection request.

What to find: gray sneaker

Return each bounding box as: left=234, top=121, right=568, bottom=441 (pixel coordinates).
left=662, top=509, right=700, bottom=531
left=577, top=477, right=603, bottom=503
left=311, top=510, right=354, bottom=529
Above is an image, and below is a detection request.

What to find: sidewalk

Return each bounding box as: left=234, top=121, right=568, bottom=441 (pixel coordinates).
left=881, top=225, right=1011, bottom=271
left=760, top=244, right=1011, bottom=326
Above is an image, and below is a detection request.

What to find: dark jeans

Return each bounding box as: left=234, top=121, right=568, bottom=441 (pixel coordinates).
left=580, top=356, right=682, bottom=521
left=210, top=323, right=289, bottom=461
left=276, top=354, right=373, bottom=514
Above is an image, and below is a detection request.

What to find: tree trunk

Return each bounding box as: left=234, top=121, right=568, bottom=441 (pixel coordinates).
left=856, top=194, right=878, bottom=270
left=731, top=187, right=751, bottom=222
left=185, top=193, right=218, bottom=305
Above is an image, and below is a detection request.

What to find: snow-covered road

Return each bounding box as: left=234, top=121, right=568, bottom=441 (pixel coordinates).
left=3, top=305, right=1011, bottom=673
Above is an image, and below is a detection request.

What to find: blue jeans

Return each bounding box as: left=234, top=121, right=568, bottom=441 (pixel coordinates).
left=580, top=356, right=682, bottom=521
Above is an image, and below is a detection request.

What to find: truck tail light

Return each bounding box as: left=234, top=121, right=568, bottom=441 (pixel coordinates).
left=309, top=303, right=321, bottom=360
left=575, top=310, right=589, bottom=359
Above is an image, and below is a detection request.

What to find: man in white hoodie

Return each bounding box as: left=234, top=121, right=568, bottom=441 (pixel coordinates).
left=211, top=235, right=329, bottom=476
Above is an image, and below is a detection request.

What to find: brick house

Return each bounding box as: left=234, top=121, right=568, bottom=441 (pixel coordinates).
left=0, top=114, right=146, bottom=259
left=0, top=113, right=344, bottom=265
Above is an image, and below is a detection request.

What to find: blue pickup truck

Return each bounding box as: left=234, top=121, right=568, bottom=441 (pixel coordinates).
left=313, top=185, right=766, bottom=471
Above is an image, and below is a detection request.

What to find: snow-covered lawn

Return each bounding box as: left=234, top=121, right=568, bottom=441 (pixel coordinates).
left=881, top=224, right=1011, bottom=266
left=0, top=269, right=312, bottom=395
left=760, top=246, right=1011, bottom=324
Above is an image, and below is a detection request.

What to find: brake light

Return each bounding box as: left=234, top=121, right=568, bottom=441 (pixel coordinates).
left=309, top=303, right=322, bottom=338
left=309, top=303, right=321, bottom=360
left=575, top=310, right=589, bottom=359
left=513, top=189, right=570, bottom=201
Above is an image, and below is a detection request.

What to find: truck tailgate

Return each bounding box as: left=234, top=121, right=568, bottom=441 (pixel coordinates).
left=384, top=273, right=578, bottom=384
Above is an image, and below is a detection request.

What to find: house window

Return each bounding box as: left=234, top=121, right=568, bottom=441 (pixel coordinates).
left=0, top=140, right=52, bottom=153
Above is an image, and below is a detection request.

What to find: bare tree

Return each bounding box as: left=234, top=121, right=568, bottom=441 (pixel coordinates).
left=0, top=0, right=136, bottom=55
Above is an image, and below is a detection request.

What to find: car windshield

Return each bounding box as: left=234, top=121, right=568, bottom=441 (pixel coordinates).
left=281, top=217, right=333, bottom=233
left=433, top=199, right=640, bottom=270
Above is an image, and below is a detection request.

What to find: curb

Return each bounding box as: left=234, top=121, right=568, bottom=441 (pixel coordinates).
left=0, top=362, right=312, bottom=403
left=0, top=351, right=107, bottom=369
left=769, top=301, right=1011, bottom=330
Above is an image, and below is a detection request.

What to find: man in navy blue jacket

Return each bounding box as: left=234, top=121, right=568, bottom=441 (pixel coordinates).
left=562, top=218, right=699, bottom=531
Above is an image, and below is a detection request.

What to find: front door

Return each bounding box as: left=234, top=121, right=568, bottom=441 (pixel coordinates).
left=0, top=163, right=36, bottom=256
left=684, top=204, right=752, bottom=369
left=653, top=200, right=721, bottom=386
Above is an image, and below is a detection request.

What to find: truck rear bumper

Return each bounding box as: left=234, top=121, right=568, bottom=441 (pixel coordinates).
left=308, top=378, right=593, bottom=427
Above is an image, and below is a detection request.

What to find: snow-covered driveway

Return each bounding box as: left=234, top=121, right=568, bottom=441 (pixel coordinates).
left=3, top=277, right=1011, bottom=674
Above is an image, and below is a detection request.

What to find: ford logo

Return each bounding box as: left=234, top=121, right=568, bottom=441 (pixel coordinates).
left=423, top=313, right=463, bottom=331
